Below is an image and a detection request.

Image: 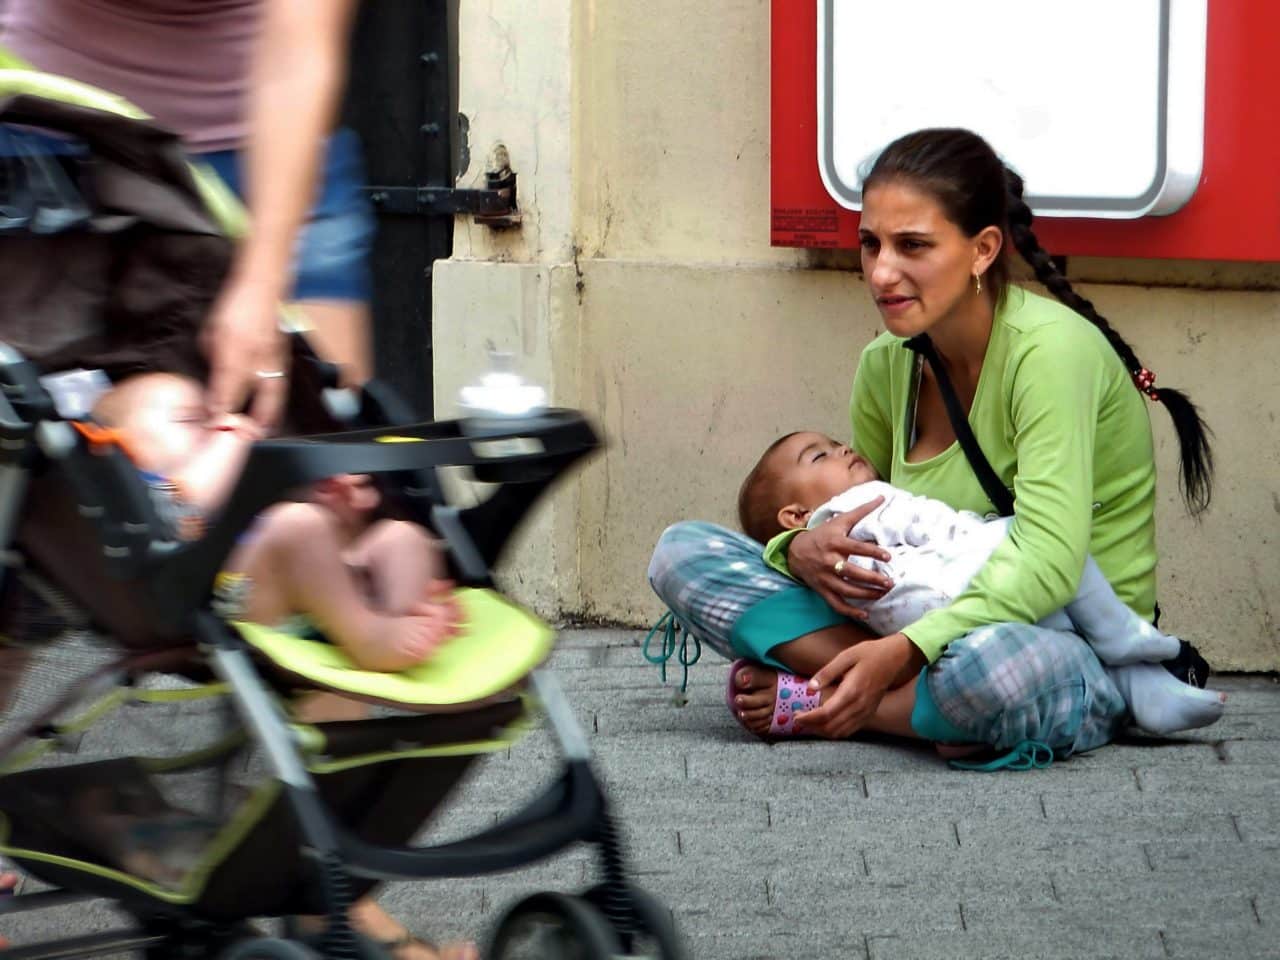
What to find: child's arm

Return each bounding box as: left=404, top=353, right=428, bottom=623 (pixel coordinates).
left=167, top=416, right=261, bottom=514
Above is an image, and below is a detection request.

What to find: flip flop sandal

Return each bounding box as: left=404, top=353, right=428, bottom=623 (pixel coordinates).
left=725, top=658, right=821, bottom=739
left=1162, top=639, right=1211, bottom=689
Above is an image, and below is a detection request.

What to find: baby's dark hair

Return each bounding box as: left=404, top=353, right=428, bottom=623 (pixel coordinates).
left=864, top=128, right=1214, bottom=515
left=737, top=432, right=801, bottom=544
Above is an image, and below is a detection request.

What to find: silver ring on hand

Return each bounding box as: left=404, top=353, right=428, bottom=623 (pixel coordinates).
left=255, top=369, right=286, bottom=380
left=833, top=559, right=845, bottom=576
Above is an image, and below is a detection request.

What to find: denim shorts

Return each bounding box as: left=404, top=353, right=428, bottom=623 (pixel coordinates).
left=198, top=127, right=375, bottom=304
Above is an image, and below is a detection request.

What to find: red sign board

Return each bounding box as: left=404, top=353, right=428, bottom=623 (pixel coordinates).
left=771, top=0, right=1280, bottom=261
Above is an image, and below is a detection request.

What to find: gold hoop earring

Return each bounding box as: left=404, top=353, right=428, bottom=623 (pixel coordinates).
left=974, top=273, right=982, bottom=296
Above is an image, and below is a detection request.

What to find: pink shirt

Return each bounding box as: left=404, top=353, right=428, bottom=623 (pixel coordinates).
left=1, top=0, right=261, bottom=152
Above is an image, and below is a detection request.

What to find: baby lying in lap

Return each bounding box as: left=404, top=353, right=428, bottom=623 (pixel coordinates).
left=739, top=431, right=1224, bottom=736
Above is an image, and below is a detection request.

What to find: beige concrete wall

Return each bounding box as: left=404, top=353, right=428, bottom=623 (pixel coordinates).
left=435, top=0, right=1280, bottom=669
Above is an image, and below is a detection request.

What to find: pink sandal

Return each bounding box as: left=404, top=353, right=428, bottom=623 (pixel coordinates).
left=725, top=658, right=822, bottom=739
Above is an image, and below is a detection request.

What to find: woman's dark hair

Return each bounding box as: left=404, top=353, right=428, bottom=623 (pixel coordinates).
left=863, top=128, right=1213, bottom=515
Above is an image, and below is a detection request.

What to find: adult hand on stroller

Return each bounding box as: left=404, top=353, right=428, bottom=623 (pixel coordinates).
left=785, top=496, right=893, bottom=621
left=794, top=632, right=924, bottom=738
left=210, top=412, right=266, bottom=441
left=203, top=275, right=289, bottom=429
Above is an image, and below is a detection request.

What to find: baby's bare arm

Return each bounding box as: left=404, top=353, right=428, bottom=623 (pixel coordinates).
left=168, top=417, right=261, bottom=513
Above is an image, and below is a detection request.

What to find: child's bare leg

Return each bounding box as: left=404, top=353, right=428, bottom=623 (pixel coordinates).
left=293, top=691, right=372, bottom=723
left=728, top=623, right=915, bottom=737
left=293, top=524, right=450, bottom=719
left=229, top=504, right=448, bottom=672
left=346, top=519, right=449, bottom=614
left=862, top=679, right=919, bottom=738
left=730, top=624, right=954, bottom=742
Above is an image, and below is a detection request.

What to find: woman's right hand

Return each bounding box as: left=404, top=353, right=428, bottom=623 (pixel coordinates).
left=787, top=496, right=893, bottom=620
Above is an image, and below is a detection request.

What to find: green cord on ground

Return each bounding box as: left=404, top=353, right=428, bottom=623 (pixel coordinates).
left=642, top=610, right=701, bottom=695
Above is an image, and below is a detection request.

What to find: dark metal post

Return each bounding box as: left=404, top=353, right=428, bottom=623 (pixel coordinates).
left=343, top=2, right=457, bottom=418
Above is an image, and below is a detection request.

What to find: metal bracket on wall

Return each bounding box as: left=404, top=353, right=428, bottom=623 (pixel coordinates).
left=364, top=165, right=521, bottom=228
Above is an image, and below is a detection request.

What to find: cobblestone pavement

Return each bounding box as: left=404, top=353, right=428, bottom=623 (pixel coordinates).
left=2, top=629, right=1278, bottom=959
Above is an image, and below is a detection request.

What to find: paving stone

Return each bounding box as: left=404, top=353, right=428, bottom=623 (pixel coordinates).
left=1251, top=889, right=1278, bottom=926
left=681, top=913, right=848, bottom=960
left=1161, top=927, right=1278, bottom=960
left=1069, top=737, right=1221, bottom=768
left=767, top=868, right=1052, bottom=928
left=863, top=925, right=1166, bottom=960
left=974, top=874, right=1256, bottom=932
left=1135, top=764, right=1280, bottom=802
left=867, top=764, right=1139, bottom=802
left=1221, top=738, right=1280, bottom=763
left=1143, top=840, right=1280, bottom=883
left=959, top=812, right=1238, bottom=846
left=864, top=839, right=1149, bottom=884
left=1233, top=809, right=1280, bottom=844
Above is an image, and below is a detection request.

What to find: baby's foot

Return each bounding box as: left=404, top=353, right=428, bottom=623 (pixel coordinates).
left=728, top=662, right=824, bottom=738
left=409, top=582, right=463, bottom=639
left=1109, top=662, right=1226, bottom=736
left=358, top=611, right=451, bottom=672
left=395, top=610, right=452, bottom=664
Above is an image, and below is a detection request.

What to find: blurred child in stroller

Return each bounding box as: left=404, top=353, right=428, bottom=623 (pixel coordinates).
left=92, top=371, right=464, bottom=674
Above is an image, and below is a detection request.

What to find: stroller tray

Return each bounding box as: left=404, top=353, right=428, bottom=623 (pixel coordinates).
left=235, top=587, right=553, bottom=711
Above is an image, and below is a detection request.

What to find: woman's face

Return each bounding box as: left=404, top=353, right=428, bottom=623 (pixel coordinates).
left=859, top=180, right=991, bottom=339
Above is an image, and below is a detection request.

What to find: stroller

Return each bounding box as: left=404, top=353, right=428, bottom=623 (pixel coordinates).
left=0, top=70, right=684, bottom=958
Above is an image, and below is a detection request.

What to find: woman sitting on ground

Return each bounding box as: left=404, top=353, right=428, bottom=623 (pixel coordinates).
left=649, top=127, right=1215, bottom=762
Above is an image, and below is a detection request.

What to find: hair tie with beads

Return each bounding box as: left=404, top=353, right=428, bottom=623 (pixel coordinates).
left=1133, top=367, right=1160, bottom=401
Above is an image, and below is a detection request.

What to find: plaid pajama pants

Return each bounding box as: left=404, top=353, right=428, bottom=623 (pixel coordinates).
left=647, top=521, right=1127, bottom=756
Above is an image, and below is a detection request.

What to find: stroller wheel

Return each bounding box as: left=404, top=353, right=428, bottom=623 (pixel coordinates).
left=488, top=891, right=622, bottom=959
left=583, top=882, right=689, bottom=959
left=217, top=937, right=323, bottom=959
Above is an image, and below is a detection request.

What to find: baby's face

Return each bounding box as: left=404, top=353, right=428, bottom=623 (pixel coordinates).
left=120, top=377, right=208, bottom=473
left=773, top=431, right=878, bottom=509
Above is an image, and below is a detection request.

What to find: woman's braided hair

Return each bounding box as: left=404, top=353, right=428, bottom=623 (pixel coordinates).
left=863, top=128, right=1213, bottom=515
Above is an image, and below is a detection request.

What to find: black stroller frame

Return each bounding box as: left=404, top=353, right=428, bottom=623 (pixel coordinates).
left=0, top=339, right=682, bottom=959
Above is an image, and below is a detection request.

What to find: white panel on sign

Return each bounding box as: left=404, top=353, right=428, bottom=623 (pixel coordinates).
left=817, top=0, right=1206, bottom=218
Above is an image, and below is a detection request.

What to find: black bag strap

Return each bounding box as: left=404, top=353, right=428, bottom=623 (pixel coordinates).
left=904, top=334, right=1015, bottom=517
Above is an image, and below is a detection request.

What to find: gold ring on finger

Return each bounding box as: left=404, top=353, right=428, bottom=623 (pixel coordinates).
left=833, top=559, right=845, bottom=576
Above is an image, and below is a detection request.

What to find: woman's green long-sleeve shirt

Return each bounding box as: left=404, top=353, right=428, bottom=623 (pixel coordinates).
left=766, top=287, right=1158, bottom=662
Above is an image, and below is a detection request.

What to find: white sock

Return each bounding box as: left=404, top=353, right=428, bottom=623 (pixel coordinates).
left=1064, top=559, right=1181, bottom=665
left=1087, top=619, right=1181, bottom=667
left=1107, top=662, right=1225, bottom=735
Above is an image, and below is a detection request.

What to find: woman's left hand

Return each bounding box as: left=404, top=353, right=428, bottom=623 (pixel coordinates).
left=793, top=632, right=925, bottom=738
